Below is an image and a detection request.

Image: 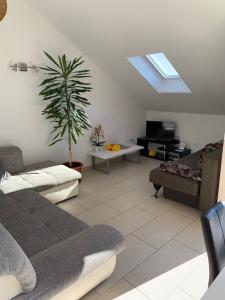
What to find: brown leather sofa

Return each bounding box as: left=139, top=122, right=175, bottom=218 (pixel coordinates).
left=149, top=147, right=222, bottom=211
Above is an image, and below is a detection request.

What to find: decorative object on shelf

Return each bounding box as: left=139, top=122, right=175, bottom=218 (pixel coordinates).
left=10, top=62, right=39, bottom=72
left=90, top=125, right=105, bottom=149
left=179, top=142, right=186, bottom=150
left=0, top=0, right=7, bottom=22
left=148, top=149, right=157, bottom=157
left=39, top=52, right=92, bottom=172
left=105, top=144, right=121, bottom=152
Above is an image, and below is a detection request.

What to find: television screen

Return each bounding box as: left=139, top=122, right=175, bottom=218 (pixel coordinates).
left=146, top=121, right=175, bottom=139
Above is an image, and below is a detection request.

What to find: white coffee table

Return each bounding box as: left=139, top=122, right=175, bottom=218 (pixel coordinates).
left=88, top=145, right=144, bottom=174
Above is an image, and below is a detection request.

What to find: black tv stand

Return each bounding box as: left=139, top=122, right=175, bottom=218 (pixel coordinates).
left=137, top=136, right=181, bottom=161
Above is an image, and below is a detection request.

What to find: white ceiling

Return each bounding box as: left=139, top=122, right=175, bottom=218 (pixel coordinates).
left=26, top=0, right=225, bottom=114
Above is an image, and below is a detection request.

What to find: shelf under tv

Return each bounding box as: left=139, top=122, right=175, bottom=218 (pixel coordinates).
left=137, top=136, right=189, bottom=161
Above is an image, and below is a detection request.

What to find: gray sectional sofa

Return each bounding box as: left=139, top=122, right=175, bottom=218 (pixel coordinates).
left=0, top=190, right=125, bottom=299
left=0, top=146, right=126, bottom=299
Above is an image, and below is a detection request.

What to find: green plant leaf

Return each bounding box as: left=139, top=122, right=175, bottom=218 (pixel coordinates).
left=39, top=52, right=92, bottom=163
left=44, top=51, right=60, bottom=68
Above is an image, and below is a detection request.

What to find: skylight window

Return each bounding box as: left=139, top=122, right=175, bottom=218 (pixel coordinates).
left=145, top=52, right=180, bottom=79
left=127, top=53, right=191, bottom=93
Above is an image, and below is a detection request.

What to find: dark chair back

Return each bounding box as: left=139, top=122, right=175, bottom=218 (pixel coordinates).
left=201, top=201, right=225, bottom=286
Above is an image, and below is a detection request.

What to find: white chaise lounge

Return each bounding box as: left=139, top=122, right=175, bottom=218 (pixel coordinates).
left=0, top=146, right=81, bottom=203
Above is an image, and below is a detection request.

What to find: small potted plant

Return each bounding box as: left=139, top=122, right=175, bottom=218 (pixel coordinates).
left=90, top=125, right=105, bottom=151
left=39, top=52, right=92, bottom=173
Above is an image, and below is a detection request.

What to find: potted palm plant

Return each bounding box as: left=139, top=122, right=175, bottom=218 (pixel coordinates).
left=39, top=52, right=92, bottom=173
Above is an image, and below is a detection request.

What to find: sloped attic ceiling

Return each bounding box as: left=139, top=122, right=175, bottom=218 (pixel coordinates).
left=26, top=0, right=225, bottom=115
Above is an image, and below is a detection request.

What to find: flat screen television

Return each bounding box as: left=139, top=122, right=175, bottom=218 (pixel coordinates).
left=146, top=121, right=175, bottom=140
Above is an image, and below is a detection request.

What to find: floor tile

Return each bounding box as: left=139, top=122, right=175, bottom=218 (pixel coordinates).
left=81, top=289, right=99, bottom=300
left=97, top=279, right=149, bottom=300
left=167, top=289, right=194, bottom=300
left=125, top=240, right=202, bottom=300
left=107, top=188, right=150, bottom=213
left=57, top=198, right=87, bottom=216
left=137, top=183, right=153, bottom=195
left=171, top=203, right=201, bottom=221
left=77, top=204, right=119, bottom=226
left=134, top=211, right=192, bottom=248
left=174, top=220, right=205, bottom=253
left=82, top=172, right=122, bottom=190
left=96, top=235, right=156, bottom=295
left=77, top=186, right=122, bottom=209
left=82, top=177, right=107, bottom=188
left=137, top=196, right=176, bottom=216
left=106, top=208, right=155, bottom=236
left=179, top=254, right=209, bottom=300
left=112, top=176, right=148, bottom=193
left=62, top=157, right=208, bottom=300
left=79, top=182, right=98, bottom=195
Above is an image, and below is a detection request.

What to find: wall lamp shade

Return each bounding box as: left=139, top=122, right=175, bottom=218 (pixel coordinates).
left=0, top=0, right=7, bottom=21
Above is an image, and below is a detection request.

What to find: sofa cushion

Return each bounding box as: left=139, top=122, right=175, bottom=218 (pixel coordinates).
left=0, top=146, right=24, bottom=174
left=20, top=170, right=57, bottom=188
left=14, top=224, right=125, bottom=300
left=160, top=161, right=201, bottom=181
left=24, top=161, right=57, bottom=172
left=0, top=165, right=81, bottom=194
left=0, top=222, right=36, bottom=293
left=0, top=176, right=33, bottom=194
left=0, top=161, right=10, bottom=183
left=150, top=167, right=200, bottom=196
left=150, top=150, right=202, bottom=197
left=0, top=190, right=88, bottom=257
left=179, top=150, right=202, bottom=168
left=41, top=165, right=81, bottom=185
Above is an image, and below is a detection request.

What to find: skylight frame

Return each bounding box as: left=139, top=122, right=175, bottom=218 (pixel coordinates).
left=145, top=52, right=180, bottom=80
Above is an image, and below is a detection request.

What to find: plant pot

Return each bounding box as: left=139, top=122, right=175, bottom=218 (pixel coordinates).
left=94, top=146, right=104, bottom=152
left=63, top=161, right=83, bottom=182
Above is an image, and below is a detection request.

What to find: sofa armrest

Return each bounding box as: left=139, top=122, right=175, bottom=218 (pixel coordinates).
left=199, top=149, right=222, bottom=211
left=0, top=223, right=36, bottom=300
left=14, top=224, right=125, bottom=300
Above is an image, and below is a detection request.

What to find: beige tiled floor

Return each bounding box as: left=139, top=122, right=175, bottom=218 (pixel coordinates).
left=58, top=157, right=208, bottom=300
left=106, top=208, right=155, bottom=236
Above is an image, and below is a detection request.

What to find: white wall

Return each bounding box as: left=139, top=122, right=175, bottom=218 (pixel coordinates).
left=0, top=0, right=145, bottom=166
left=147, top=111, right=225, bottom=152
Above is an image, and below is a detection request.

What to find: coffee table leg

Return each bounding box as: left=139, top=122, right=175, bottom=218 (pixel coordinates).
left=124, top=151, right=141, bottom=163
left=106, top=160, right=110, bottom=174
left=137, top=150, right=141, bottom=162
left=92, top=156, right=96, bottom=169
left=91, top=157, right=111, bottom=174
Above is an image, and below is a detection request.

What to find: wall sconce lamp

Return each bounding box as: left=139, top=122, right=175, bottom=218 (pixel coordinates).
left=10, top=63, right=39, bottom=72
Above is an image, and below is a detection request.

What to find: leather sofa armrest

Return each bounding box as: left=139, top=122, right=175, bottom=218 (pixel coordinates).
left=14, top=224, right=126, bottom=300
left=199, top=149, right=222, bottom=211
